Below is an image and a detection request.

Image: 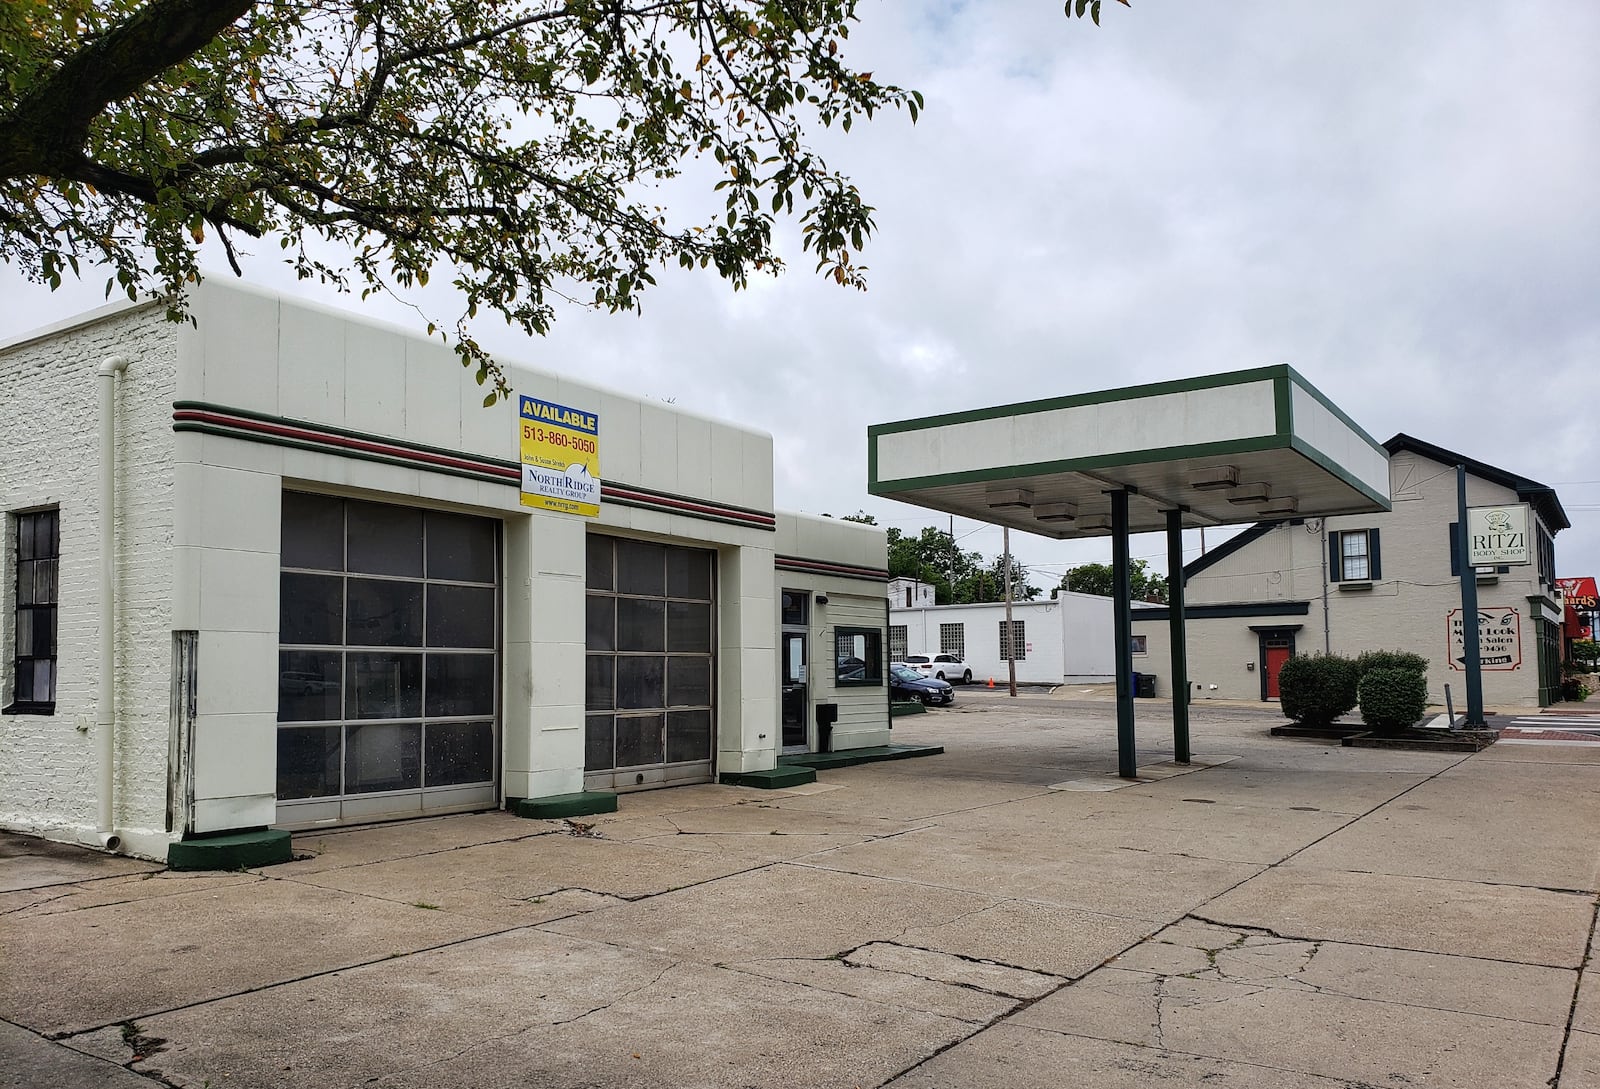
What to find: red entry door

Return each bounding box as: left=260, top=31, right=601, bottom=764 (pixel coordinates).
left=1264, top=640, right=1293, bottom=699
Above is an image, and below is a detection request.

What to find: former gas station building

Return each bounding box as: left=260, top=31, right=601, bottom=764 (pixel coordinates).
left=0, top=282, right=894, bottom=865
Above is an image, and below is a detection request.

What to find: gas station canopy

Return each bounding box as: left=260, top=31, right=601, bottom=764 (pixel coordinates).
left=868, top=366, right=1391, bottom=534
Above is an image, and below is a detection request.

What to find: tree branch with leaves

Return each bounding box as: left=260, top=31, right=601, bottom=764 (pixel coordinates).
left=2, top=0, right=1118, bottom=397
left=0, top=0, right=921, bottom=397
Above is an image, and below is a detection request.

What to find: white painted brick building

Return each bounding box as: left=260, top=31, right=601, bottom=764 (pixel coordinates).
left=0, top=283, right=891, bottom=861
left=890, top=591, right=1124, bottom=686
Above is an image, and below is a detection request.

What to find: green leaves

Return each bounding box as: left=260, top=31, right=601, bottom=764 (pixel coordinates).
left=1066, top=0, right=1130, bottom=26
left=0, top=0, right=938, bottom=400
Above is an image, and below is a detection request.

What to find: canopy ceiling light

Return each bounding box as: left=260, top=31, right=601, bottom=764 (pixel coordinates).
left=1227, top=483, right=1271, bottom=504
left=1186, top=465, right=1239, bottom=491
left=1259, top=497, right=1299, bottom=515
left=986, top=488, right=1034, bottom=510
left=1033, top=502, right=1077, bottom=523
left=1076, top=514, right=1112, bottom=531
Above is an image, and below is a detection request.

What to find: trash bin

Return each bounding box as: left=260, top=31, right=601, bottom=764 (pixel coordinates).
left=815, top=703, right=839, bottom=752
left=1129, top=672, right=1140, bottom=700
left=1137, top=673, right=1158, bottom=698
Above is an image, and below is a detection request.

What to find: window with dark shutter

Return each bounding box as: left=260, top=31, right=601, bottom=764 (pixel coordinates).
left=1331, top=528, right=1380, bottom=582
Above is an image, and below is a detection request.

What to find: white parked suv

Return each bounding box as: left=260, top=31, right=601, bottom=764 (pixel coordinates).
left=904, top=653, right=973, bottom=685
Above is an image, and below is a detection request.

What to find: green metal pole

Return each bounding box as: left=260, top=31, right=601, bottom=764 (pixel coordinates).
left=1456, top=465, right=1486, bottom=725
left=1166, top=509, right=1191, bottom=763
left=1111, top=489, right=1136, bottom=778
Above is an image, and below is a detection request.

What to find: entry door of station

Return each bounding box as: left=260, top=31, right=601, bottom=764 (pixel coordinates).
left=781, top=631, right=808, bottom=751
left=584, top=535, right=716, bottom=792
left=780, top=589, right=811, bottom=751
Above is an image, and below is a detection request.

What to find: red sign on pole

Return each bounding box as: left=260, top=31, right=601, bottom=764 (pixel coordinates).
left=1561, top=578, right=1598, bottom=640
left=1558, top=577, right=1599, bottom=610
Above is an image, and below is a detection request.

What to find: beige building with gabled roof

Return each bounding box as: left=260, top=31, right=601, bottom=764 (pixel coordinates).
left=1133, top=435, right=1569, bottom=709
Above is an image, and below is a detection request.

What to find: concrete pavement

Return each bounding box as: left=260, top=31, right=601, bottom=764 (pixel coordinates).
left=3, top=697, right=1598, bottom=1088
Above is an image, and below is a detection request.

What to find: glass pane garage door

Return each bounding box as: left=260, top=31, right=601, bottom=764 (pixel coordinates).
left=585, top=535, right=715, bottom=791
left=276, top=492, right=499, bottom=825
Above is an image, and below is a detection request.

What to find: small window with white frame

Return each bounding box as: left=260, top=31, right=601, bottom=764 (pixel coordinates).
left=1329, top=528, right=1381, bottom=582
left=1131, top=634, right=1148, bottom=656
left=889, top=625, right=908, bottom=662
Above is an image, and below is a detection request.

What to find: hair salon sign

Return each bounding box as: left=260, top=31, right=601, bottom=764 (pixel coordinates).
left=1465, top=504, right=1532, bottom=566
left=1448, top=607, right=1522, bottom=671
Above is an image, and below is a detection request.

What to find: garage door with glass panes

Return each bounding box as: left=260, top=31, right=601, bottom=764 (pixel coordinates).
left=585, top=536, right=715, bottom=791
left=277, top=493, right=500, bottom=824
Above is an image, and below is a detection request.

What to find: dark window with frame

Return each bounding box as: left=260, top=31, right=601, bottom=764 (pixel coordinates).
left=834, top=627, right=883, bottom=686
left=585, top=535, right=716, bottom=772
left=780, top=589, right=808, bottom=627
left=999, top=619, right=1026, bottom=661
left=1328, top=528, right=1381, bottom=582
left=277, top=494, right=500, bottom=801
left=7, top=509, right=59, bottom=713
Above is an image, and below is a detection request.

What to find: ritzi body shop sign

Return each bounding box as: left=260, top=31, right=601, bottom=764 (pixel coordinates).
left=1465, top=504, right=1531, bottom=566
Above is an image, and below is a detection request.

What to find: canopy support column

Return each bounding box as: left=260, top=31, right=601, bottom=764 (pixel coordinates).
left=1167, top=509, right=1191, bottom=763
left=1111, top=489, right=1136, bottom=778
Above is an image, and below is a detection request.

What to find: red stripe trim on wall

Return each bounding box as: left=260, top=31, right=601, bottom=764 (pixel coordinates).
left=172, top=403, right=777, bottom=531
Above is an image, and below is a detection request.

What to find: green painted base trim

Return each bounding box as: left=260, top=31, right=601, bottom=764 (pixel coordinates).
left=719, top=767, right=817, bottom=789
left=780, top=744, right=945, bottom=770
left=890, top=701, right=927, bottom=717
left=167, top=829, right=292, bottom=872
left=513, top=792, right=618, bottom=819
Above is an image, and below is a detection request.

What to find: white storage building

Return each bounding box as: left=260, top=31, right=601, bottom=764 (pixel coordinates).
left=890, top=591, right=1124, bottom=686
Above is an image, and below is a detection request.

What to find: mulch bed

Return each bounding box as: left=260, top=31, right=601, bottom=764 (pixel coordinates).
left=1271, top=722, right=1497, bottom=751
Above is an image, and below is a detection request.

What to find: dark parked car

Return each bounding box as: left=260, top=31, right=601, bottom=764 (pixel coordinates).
left=890, top=663, right=955, bottom=706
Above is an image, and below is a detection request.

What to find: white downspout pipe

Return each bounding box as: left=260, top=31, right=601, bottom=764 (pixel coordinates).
left=96, top=354, right=129, bottom=852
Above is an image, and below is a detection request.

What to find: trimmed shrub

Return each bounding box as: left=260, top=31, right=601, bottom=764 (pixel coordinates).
left=1561, top=675, right=1591, bottom=703
left=1358, top=667, right=1428, bottom=732
left=1355, top=650, right=1429, bottom=679
left=1278, top=654, right=1358, bottom=726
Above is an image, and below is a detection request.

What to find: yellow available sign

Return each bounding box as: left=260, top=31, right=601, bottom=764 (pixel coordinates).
left=519, top=395, right=601, bottom=517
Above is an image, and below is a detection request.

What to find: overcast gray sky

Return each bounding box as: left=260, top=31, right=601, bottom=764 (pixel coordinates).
left=3, top=1, right=1597, bottom=588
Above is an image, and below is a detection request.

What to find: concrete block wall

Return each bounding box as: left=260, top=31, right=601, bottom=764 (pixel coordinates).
left=0, top=303, right=178, bottom=857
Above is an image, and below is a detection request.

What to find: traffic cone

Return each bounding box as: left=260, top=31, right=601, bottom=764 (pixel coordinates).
left=987, top=677, right=995, bottom=688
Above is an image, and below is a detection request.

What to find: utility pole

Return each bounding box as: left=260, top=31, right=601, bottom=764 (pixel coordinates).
left=1003, top=526, right=1017, bottom=697
left=948, top=515, right=956, bottom=604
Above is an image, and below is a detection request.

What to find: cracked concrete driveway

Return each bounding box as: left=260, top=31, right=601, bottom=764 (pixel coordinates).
left=4, top=695, right=1599, bottom=1089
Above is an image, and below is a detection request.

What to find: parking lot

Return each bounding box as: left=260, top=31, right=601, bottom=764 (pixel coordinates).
left=4, top=697, right=1599, bottom=1088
